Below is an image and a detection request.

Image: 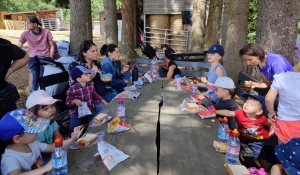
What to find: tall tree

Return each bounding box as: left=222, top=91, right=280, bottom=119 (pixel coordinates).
left=104, top=0, right=118, bottom=44
left=223, top=0, right=250, bottom=81
left=256, top=0, right=300, bottom=64
left=120, top=0, right=137, bottom=60
left=203, top=0, right=223, bottom=51
left=190, top=0, right=206, bottom=52
left=69, top=0, right=93, bottom=53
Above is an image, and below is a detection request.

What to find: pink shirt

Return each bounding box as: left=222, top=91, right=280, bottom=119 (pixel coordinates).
left=19, top=28, right=53, bottom=57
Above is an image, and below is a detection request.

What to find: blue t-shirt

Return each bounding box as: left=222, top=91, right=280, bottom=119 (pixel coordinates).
left=258, top=52, right=293, bottom=81
left=37, top=121, right=59, bottom=144
left=207, top=63, right=227, bottom=103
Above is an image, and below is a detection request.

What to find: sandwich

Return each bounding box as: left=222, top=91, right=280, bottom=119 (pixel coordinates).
left=121, top=93, right=130, bottom=98
left=185, top=103, right=199, bottom=111
left=77, top=133, right=98, bottom=147
left=244, top=81, right=253, bottom=87
left=213, top=140, right=227, bottom=153
left=225, top=164, right=250, bottom=175
left=94, top=113, right=109, bottom=124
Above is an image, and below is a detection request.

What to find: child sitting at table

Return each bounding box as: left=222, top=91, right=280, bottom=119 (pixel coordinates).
left=216, top=93, right=279, bottom=172
left=66, top=65, right=106, bottom=136
left=197, top=77, right=237, bottom=129
left=0, top=109, right=83, bottom=175
left=196, top=44, right=227, bottom=104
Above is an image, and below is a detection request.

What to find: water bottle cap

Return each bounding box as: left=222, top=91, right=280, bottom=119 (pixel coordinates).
left=222, top=117, right=228, bottom=124
left=54, top=136, right=63, bottom=147
left=118, top=96, right=123, bottom=102
left=232, top=128, right=239, bottom=136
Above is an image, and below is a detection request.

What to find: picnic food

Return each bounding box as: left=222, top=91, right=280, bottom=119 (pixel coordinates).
left=244, top=81, right=253, bottom=87
left=120, top=93, right=130, bottom=98
left=94, top=113, right=109, bottom=124
left=225, top=164, right=250, bottom=175
left=107, top=117, right=130, bottom=133
left=100, top=74, right=112, bottom=83
left=77, top=133, right=98, bottom=146
left=185, top=103, right=199, bottom=111
left=196, top=105, right=216, bottom=119
left=213, top=140, right=227, bottom=153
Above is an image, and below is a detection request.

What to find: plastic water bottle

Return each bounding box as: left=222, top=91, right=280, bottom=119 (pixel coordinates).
left=137, top=77, right=143, bottom=89
left=190, top=82, right=197, bottom=96
left=256, top=168, right=267, bottom=175
left=116, top=96, right=126, bottom=121
left=174, top=74, right=181, bottom=91
left=225, top=129, right=240, bottom=164
left=52, top=136, right=68, bottom=175
left=217, top=117, right=229, bottom=143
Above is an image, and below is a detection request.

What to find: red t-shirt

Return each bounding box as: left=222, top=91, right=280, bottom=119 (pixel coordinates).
left=234, top=109, right=270, bottom=141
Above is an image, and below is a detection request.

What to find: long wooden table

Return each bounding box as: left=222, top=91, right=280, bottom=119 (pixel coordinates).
left=67, top=81, right=227, bottom=175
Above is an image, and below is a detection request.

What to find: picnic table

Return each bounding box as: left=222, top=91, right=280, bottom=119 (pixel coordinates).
left=66, top=80, right=227, bottom=175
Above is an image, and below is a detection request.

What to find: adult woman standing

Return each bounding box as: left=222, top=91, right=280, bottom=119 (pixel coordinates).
left=69, top=40, right=112, bottom=108
left=157, top=48, right=181, bottom=80
left=240, top=43, right=293, bottom=89
left=100, top=44, right=130, bottom=93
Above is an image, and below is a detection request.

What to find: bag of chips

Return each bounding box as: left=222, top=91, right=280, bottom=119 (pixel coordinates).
left=107, top=117, right=130, bottom=133
left=78, top=102, right=92, bottom=118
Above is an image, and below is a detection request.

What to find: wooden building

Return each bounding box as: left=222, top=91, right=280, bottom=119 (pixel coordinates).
left=143, top=0, right=230, bottom=51
left=2, top=10, right=58, bottom=30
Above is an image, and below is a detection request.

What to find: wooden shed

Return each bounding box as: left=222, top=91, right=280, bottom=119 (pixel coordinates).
left=143, top=0, right=230, bottom=52
left=3, top=10, right=58, bottom=30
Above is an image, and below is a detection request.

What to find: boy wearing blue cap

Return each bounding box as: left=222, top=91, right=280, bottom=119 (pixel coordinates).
left=66, top=65, right=107, bottom=136
left=0, top=109, right=83, bottom=175
left=216, top=93, right=279, bottom=171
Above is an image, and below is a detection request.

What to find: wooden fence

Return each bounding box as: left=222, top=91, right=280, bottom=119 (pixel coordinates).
left=3, top=20, right=26, bottom=30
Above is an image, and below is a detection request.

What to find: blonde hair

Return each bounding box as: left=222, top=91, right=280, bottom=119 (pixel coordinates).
left=294, top=59, right=300, bottom=72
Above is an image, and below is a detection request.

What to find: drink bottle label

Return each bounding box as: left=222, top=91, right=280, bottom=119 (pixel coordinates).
left=53, top=155, right=68, bottom=168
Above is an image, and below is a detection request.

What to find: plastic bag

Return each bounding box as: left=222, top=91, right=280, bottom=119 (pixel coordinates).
left=180, top=98, right=204, bottom=113
left=196, top=105, right=216, bottom=119
left=107, top=117, right=130, bottom=133
left=67, top=131, right=105, bottom=150
left=78, top=102, right=92, bottom=118
left=96, top=141, right=129, bottom=171
left=114, top=90, right=141, bottom=100
left=89, top=111, right=112, bottom=127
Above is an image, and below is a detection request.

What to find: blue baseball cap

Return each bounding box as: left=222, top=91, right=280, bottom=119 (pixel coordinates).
left=275, top=138, right=300, bottom=175
left=0, top=109, right=50, bottom=140
left=206, top=44, right=225, bottom=56
left=241, top=93, right=267, bottom=115
left=70, top=65, right=94, bottom=80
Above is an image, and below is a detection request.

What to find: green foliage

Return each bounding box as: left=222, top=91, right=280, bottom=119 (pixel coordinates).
left=247, top=0, right=258, bottom=43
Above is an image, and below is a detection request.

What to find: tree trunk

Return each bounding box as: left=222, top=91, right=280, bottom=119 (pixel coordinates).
left=104, top=0, right=118, bottom=44
left=69, top=0, right=93, bottom=54
left=120, top=0, right=137, bottom=60
left=223, top=0, right=250, bottom=82
left=190, top=0, right=206, bottom=52
left=256, top=0, right=300, bottom=64
left=203, top=0, right=223, bottom=51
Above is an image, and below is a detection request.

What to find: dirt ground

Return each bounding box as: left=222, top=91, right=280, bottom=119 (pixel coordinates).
left=0, top=29, right=106, bottom=109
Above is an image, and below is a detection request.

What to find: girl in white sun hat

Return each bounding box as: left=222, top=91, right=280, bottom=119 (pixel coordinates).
left=26, top=90, right=83, bottom=163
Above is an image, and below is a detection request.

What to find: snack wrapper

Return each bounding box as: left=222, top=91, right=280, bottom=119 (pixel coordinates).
left=115, top=90, right=141, bottom=100
left=180, top=98, right=204, bottom=113
left=108, top=117, right=130, bottom=133
left=196, top=105, right=216, bottom=119
left=182, top=85, right=191, bottom=91
left=67, top=131, right=105, bottom=149
left=78, top=102, right=92, bottom=118
left=269, top=122, right=276, bottom=136
left=89, top=111, right=112, bottom=127
left=190, top=95, right=201, bottom=103
left=96, top=141, right=129, bottom=171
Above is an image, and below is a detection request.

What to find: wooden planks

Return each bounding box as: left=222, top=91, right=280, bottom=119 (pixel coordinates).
left=3, top=20, right=25, bottom=30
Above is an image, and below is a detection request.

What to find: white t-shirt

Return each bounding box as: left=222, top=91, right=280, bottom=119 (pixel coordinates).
left=271, top=71, right=300, bottom=121
left=1, top=141, right=47, bottom=175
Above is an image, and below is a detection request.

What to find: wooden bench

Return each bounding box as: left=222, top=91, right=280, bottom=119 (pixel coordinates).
left=136, top=58, right=210, bottom=77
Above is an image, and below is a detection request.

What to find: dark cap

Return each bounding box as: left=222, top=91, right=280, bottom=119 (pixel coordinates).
left=241, top=93, right=267, bottom=115
left=27, top=16, right=42, bottom=26
left=205, top=44, right=225, bottom=56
